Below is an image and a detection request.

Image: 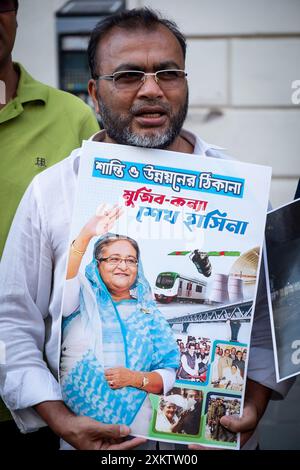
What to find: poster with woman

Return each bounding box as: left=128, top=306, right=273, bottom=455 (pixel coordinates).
left=59, top=140, right=271, bottom=448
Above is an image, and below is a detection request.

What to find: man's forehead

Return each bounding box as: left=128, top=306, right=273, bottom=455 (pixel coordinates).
left=97, top=24, right=184, bottom=72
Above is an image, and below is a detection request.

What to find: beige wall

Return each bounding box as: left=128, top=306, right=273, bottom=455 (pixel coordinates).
left=14, top=0, right=66, bottom=87
left=13, top=0, right=300, bottom=207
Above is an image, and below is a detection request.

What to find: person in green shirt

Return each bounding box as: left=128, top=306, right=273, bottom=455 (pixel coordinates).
left=0, top=0, right=99, bottom=257
left=0, top=0, right=99, bottom=448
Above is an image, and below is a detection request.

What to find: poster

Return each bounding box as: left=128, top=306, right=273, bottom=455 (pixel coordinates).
left=264, top=198, right=300, bottom=382
left=59, top=141, right=271, bottom=449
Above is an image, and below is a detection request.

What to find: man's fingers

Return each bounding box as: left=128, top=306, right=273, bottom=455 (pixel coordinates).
left=109, top=437, right=147, bottom=450
left=95, top=423, right=131, bottom=439
left=220, top=415, right=244, bottom=433
left=188, top=444, right=209, bottom=451
left=98, top=441, right=111, bottom=450
left=220, top=407, right=257, bottom=433
left=188, top=444, right=223, bottom=451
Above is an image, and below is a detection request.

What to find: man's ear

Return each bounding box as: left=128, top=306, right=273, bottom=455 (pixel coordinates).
left=88, top=79, right=100, bottom=114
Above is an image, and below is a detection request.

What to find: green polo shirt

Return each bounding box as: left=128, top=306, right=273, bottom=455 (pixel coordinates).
left=0, top=63, right=99, bottom=257
left=0, top=63, right=99, bottom=422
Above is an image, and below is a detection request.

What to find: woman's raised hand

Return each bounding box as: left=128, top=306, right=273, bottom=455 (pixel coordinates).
left=79, top=203, right=123, bottom=240
left=66, top=203, right=123, bottom=279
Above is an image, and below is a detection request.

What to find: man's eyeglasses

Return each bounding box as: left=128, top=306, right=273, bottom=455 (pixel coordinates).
left=0, top=0, right=17, bottom=13
left=97, top=256, right=138, bottom=267
left=96, top=69, right=187, bottom=91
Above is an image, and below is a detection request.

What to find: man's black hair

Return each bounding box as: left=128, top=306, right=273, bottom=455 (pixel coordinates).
left=14, top=0, right=19, bottom=11
left=87, top=7, right=187, bottom=79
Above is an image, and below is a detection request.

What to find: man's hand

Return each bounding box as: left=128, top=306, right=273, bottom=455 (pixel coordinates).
left=188, top=401, right=257, bottom=451
left=188, top=379, right=271, bottom=450
left=35, top=400, right=146, bottom=450
left=60, top=414, right=146, bottom=450
left=219, top=400, right=258, bottom=447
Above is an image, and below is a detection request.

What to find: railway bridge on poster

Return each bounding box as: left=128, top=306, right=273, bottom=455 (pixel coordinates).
left=167, top=300, right=253, bottom=340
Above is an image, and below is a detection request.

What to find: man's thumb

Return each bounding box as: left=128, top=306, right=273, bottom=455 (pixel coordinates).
left=97, top=422, right=130, bottom=439
left=220, top=413, right=255, bottom=433
left=220, top=415, right=242, bottom=432
left=119, top=424, right=131, bottom=437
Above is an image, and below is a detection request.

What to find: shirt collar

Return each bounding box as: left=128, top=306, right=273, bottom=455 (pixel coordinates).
left=90, top=128, right=225, bottom=154
left=72, top=128, right=225, bottom=173
left=0, top=63, right=48, bottom=124
left=15, top=63, right=48, bottom=105
left=179, top=129, right=225, bottom=156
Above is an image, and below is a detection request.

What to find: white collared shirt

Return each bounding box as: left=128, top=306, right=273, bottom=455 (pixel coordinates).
left=0, top=130, right=292, bottom=437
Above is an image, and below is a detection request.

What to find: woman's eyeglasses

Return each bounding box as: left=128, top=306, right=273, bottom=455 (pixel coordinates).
left=98, top=256, right=138, bottom=267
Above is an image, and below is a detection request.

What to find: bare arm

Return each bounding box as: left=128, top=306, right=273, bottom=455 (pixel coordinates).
left=34, top=400, right=146, bottom=450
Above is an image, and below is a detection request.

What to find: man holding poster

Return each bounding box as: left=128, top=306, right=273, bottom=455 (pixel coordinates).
left=0, top=8, right=293, bottom=450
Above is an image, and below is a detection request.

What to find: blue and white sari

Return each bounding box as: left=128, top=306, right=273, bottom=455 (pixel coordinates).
left=61, top=236, right=179, bottom=426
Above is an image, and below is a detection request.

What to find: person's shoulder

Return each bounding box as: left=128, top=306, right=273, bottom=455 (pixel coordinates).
left=183, top=129, right=236, bottom=161
left=200, top=137, right=236, bottom=161
left=22, top=72, right=93, bottom=117
left=44, top=85, right=93, bottom=113
left=31, top=147, right=80, bottom=188
left=28, top=77, right=99, bottom=136
left=18, top=65, right=91, bottom=112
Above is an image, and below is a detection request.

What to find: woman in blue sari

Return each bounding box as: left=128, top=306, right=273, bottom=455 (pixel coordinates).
left=60, top=204, right=179, bottom=431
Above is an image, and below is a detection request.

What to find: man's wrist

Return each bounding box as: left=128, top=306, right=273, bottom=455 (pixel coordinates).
left=34, top=400, right=75, bottom=437
left=245, top=378, right=272, bottom=420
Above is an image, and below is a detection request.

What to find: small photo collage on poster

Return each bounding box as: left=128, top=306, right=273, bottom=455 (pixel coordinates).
left=154, top=387, right=204, bottom=437
left=204, top=392, right=241, bottom=444
left=149, top=338, right=247, bottom=446
left=175, top=333, right=211, bottom=385
left=210, top=341, right=247, bottom=392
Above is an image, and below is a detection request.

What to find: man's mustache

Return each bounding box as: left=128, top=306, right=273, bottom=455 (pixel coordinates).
left=130, top=100, right=171, bottom=116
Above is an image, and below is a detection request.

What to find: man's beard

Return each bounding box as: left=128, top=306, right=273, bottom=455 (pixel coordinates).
left=97, top=94, right=188, bottom=149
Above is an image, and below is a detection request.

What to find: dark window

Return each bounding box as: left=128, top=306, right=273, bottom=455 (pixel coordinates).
left=156, top=274, right=176, bottom=289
